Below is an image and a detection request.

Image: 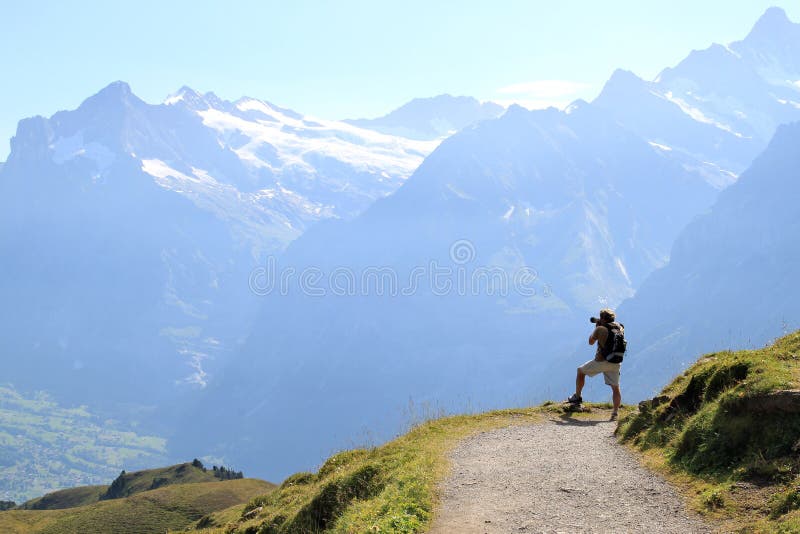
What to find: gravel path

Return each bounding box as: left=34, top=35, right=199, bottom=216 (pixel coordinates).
left=428, top=416, right=712, bottom=533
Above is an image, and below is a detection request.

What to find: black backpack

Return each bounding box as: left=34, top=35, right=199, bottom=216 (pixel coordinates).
left=601, top=322, right=627, bottom=364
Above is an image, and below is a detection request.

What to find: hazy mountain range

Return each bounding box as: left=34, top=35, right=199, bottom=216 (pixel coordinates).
left=2, top=6, right=799, bottom=498
left=182, top=98, right=721, bottom=477
left=176, top=7, right=800, bottom=482
left=0, top=82, right=447, bottom=409
left=618, top=119, right=800, bottom=400
left=594, top=6, right=800, bottom=187
left=0, top=84, right=503, bottom=499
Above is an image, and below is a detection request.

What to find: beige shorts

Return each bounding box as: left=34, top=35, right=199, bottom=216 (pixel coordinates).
left=579, top=359, right=621, bottom=387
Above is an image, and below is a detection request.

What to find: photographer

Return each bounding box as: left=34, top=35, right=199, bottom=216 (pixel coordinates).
left=566, top=308, right=624, bottom=420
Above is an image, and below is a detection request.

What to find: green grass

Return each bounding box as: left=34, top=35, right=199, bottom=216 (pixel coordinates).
left=191, top=334, right=800, bottom=533
left=19, top=485, right=106, bottom=510
left=617, top=331, right=800, bottom=532
left=18, top=462, right=227, bottom=510
left=190, top=403, right=616, bottom=534
left=0, top=478, right=275, bottom=534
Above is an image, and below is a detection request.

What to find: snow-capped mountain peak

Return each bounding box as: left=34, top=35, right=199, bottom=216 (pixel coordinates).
left=592, top=8, right=800, bottom=183
left=733, top=6, right=800, bottom=85
left=743, top=6, right=794, bottom=43
left=163, top=85, right=201, bottom=105
left=174, top=91, right=440, bottom=220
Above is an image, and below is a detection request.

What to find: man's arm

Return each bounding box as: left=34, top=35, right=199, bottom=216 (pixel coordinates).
left=588, top=326, right=603, bottom=345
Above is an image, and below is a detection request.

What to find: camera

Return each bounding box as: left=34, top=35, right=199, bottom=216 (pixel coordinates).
left=590, top=317, right=599, bottom=324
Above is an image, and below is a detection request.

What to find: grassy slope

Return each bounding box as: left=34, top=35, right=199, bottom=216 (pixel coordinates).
left=190, top=404, right=618, bottom=534
left=0, top=478, right=274, bottom=534
left=617, top=331, right=800, bottom=532
left=19, top=485, right=106, bottom=510
left=19, top=462, right=224, bottom=510
left=202, top=334, right=800, bottom=533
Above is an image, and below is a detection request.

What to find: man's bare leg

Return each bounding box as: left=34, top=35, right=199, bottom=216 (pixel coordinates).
left=611, top=385, right=621, bottom=412
left=575, top=369, right=586, bottom=397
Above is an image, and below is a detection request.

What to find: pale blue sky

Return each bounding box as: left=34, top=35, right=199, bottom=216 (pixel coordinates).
left=1, top=1, right=798, bottom=159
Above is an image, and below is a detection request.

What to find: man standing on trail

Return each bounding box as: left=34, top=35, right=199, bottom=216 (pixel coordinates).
left=567, top=308, right=625, bottom=420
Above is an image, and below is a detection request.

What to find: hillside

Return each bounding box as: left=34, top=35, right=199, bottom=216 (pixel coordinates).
left=19, top=461, right=237, bottom=510
left=7, top=336, right=800, bottom=532
left=175, top=335, right=800, bottom=533
left=181, top=406, right=619, bottom=533
left=0, top=478, right=273, bottom=534
left=618, top=331, right=800, bottom=531
left=18, top=486, right=105, bottom=512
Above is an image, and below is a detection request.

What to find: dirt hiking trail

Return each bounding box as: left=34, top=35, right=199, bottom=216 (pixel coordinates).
left=429, top=414, right=711, bottom=533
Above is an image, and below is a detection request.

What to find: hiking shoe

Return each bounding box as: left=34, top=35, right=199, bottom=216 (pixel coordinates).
left=610, top=411, right=619, bottom=421
left=566, top=394, right=582, bottom=405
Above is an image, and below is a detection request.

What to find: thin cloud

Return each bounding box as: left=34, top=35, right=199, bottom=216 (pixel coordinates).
left=497, top=80, right=591, bottom=97
left=491, top=98, right=575, bottom=110
left=493, top=80, right=592, bottom=110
